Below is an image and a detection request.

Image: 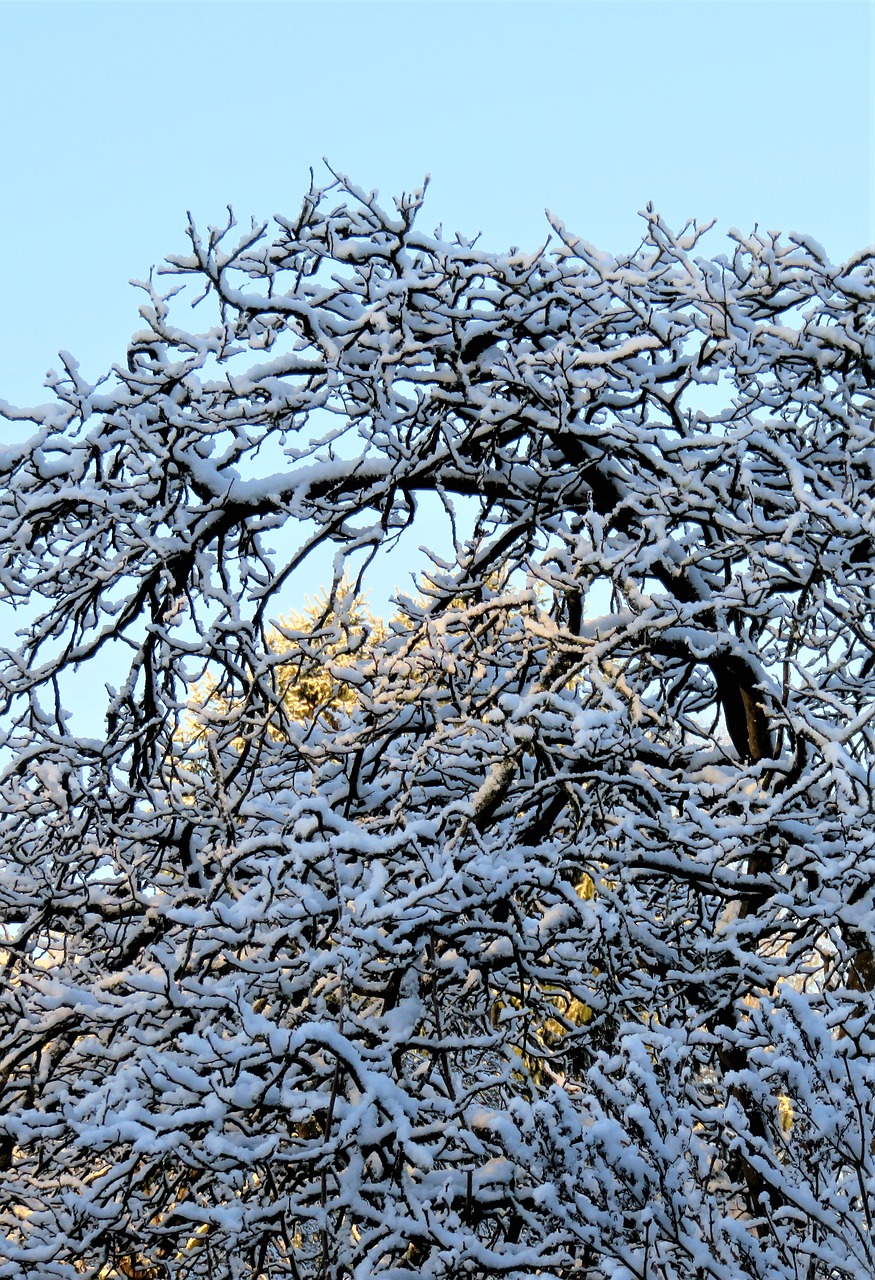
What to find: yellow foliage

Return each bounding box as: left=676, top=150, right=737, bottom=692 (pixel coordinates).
left=264, top=589, right=385, bottom=726
left=182, top=584, right=385, bottom=751
left=777, top=1092, right=794, bottom=1135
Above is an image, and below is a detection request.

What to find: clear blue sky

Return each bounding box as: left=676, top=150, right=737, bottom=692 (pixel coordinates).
left=1, top=0, right=872, bottom=411
left=0, top=0, right=872, bottom=728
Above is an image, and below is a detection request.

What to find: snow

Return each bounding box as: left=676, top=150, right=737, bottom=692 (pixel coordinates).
left=0, top=173, right=873, bottom=1279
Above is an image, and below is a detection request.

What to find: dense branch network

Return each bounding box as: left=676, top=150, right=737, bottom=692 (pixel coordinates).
left=0, top=172, right=874, bottom=1279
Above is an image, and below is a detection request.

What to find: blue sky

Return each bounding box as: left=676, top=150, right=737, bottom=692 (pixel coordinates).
left=1, top=1, right=872, bottom=411
left=0, top=0, right=872, bottom=727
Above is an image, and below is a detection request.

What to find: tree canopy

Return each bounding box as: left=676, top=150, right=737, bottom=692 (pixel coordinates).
left=1, top=172, right=874, bottom=1279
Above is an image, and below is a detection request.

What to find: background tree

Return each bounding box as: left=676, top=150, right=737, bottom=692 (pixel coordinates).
left=184, top=585, right=386, bottom=745
left=0, top=172, right=874, bottom=1279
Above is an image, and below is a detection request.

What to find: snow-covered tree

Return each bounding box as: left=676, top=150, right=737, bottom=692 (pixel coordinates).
left=1, top=171, right=874, bottom=1279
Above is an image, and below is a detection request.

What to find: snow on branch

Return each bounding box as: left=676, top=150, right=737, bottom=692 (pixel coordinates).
left=0, top=171, right=874, bottom=1279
